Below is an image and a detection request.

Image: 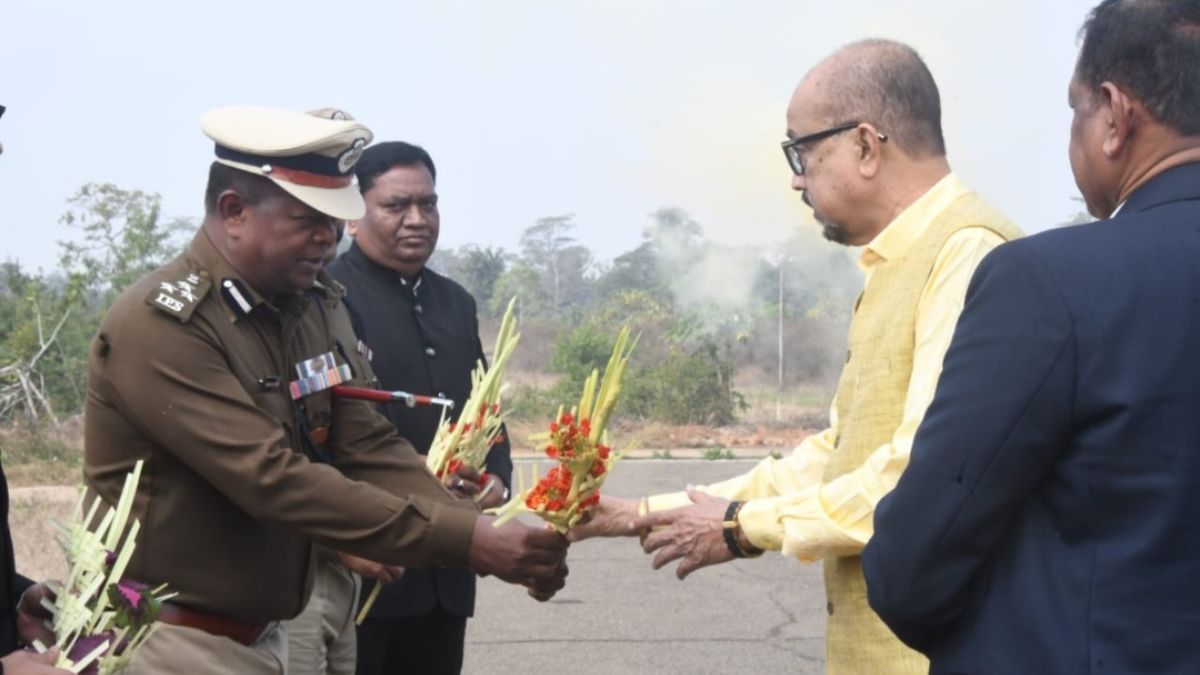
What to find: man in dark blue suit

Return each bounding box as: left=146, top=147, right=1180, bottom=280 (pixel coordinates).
left=862, top=1, right=1200, bottom=673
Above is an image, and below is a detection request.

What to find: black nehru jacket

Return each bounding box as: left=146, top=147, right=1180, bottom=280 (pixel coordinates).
left=0, top=461, right=33, bottom=655
left=328, top=242, right=513, bottom=619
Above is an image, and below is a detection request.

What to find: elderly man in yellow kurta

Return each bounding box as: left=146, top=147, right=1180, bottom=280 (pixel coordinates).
left=571, top=38, right=1022, bottom=674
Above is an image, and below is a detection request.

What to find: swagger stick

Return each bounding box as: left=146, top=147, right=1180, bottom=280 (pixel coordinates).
left=332, top=385, right=455, bottom=410
left=355, top=583, right=384, bottom=626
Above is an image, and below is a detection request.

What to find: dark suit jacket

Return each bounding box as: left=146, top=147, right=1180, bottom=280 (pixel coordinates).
left=863, top=162, right=1200, bottom=674
left=328, top=243, right=513, bottom=619
left=1, top=461, right=33, bottom=655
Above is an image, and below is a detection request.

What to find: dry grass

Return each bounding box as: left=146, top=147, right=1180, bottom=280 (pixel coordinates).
left=9, top=486, right=75, bottom=582
left=1, top=417, right=85, bottom=488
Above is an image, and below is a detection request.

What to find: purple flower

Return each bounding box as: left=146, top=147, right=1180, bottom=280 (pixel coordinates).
left=106, top=579, right=161, bottom=629
left=68, top=631, right=115, bottom=674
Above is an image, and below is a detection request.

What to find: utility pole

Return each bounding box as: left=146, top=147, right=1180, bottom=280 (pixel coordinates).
left=777, top=256, right=784, bottom=423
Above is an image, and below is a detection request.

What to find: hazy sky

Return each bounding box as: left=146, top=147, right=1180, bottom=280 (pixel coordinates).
left=3, top=0, right=1096, bottom=272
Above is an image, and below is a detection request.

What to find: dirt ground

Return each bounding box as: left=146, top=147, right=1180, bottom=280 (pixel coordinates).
left=9, top=486, right=75, bottom=582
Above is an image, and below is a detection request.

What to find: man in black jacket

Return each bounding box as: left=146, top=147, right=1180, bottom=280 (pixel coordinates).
left=328, top=142, right=512, bottom=675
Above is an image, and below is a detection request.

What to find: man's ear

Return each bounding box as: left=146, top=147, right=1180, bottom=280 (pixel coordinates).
left=1100, top=81, right=1138, bottom=160
left=856, top=123, right=886, bottom=179
left=217, top=190, right=249, bottom=239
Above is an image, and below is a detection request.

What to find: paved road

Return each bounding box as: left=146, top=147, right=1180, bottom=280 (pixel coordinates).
left=464, top=459, right=827, bottom=675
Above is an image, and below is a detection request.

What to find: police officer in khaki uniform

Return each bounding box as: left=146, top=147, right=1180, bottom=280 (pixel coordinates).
left=83, top=106, right=568, bottom=675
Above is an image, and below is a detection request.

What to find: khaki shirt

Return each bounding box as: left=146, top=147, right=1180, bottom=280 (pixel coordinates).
left=84, top=228, right=477, bottom=623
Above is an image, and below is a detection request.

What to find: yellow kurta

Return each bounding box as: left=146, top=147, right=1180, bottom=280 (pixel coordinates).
left=649, top=174, right=1022, bottom=674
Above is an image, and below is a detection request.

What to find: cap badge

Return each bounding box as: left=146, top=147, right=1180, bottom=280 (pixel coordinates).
left=338, top=138, right=367, bottom=174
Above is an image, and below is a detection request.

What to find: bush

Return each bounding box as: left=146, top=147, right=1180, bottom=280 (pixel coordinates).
left=505, top=384, right=561, bottom=422
left=701, top=447, right=735, bottom=460
left=550, top=323, right=619, bottom=384
left=624, top=342, right=744, bottom=425
left=547, top=321, right=745, bottom=426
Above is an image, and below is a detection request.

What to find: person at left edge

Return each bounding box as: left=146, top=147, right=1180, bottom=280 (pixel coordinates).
left=0, top=102, right=75, bottom=675
left=83, top=106, right=569, bottom=675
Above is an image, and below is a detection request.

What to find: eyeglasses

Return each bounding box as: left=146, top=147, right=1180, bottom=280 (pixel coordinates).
left=780, top=122, right=887, bottom=176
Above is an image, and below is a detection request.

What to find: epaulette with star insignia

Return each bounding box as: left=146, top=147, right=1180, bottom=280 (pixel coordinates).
left=145, top=270, right=210, bottom=322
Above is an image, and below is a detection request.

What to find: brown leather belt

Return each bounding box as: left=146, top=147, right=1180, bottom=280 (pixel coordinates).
left=156, top=603, right=268, bottom=646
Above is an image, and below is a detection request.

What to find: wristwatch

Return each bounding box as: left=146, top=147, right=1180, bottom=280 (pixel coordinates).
left=722, top=501, right=764, bottom=559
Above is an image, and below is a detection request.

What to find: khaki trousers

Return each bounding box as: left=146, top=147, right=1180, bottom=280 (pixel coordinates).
left=122, top=621, right=286, bottom=674
left=283, top=557, right=361, bottom=675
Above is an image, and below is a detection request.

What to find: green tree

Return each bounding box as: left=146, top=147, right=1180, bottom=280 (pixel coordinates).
left=0, top=266, right=84, bottom=421
left=1, top=183, right=187, bottom=422
left=58, top=183, right=191, bottom=302
left=457, top=245, right=508, bottom=312
left=518, top=215, right=593, bottom=315
left=490, top=262, right=544, bottom=319
left=598, top=207, right=703, bottom=304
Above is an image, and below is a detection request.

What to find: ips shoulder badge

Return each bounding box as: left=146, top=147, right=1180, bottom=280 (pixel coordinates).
left=145, top=270, right=210, bottom=322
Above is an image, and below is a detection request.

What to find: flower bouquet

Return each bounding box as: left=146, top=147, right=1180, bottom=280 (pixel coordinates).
left=35, top=460, right=174, bottom=674
left=491, top=326, right=636, bottom=533
left=425, top=297, right=520, bottom=485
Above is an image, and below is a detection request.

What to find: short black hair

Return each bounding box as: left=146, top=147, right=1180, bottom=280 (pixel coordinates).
left=1078, top=0, right=1200, bottom=135
left=203, top=162, right=286, bottom=215
left=821, top=39, right=946, bottom=158
left=354, top=141, right=437, bottom=194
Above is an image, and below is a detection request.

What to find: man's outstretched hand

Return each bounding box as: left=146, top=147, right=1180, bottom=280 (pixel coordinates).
left=468, top=516, right=569, bottom=600
left=566, top=495, right=639, bottom=542
left=634, top=487, right=735, bottom=580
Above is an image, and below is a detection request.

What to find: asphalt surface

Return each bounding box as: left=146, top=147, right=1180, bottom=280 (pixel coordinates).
left=463, top=459, right=827, bottom=675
